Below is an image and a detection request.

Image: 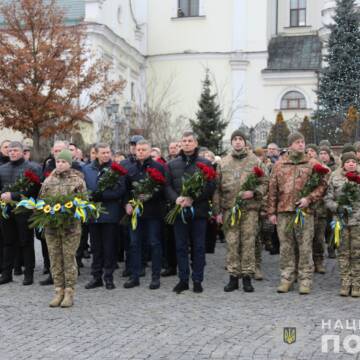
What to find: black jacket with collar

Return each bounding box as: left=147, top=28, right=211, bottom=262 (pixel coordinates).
left=165, top=148, right=216, bottom=219
left=125, top=157, right=166, bottom=219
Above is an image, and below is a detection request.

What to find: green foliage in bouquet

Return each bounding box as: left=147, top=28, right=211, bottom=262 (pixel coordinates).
left=14, top=193, right=104, bottom=230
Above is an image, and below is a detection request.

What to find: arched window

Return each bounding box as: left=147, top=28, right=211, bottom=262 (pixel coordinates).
left=290, top=0, right=306, bottom=27
left=281, top=91, right=306, bottom=110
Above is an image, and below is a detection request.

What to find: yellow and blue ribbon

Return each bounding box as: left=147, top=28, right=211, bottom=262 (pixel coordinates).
left=129, top=199, right=144, bottom=230
left=294, top=208, right=307, bottom=228
left=230, top=205, right=242, bottom=227
left=330, top=218, right=344, bottom=249
left=0, top=200, right=10, bottom=219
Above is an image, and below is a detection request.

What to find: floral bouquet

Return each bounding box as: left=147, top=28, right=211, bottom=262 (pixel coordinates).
left=95, top=162, right=128, bottom=196
left=128, top=167, right=166, bottom=230
left=227, top=166, right=265, bottom=228
left=287, top=163, right=329, bottom=231
left=330, top=171, right=360, bottom=248
left=0, top=169, right=41, bottom=219
left=14, top=193, right=103, bottom=230
left=165, top=162, right=217, bottom=225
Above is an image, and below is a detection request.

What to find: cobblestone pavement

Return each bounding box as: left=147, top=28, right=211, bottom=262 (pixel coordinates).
left=0, top=241, right=359, bottom=360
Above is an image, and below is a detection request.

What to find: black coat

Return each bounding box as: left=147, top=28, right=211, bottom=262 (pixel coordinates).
left=83, top=160, right=125, bottom=223
left=0, top=158, right=41, bottom=200
left=125, top=157, right=166, bottom=219
left=165, top=149, right=216, bottom=219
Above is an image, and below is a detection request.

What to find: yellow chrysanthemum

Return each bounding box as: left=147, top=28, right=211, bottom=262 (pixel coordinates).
left=53, top=203, right=61, bottom=212
left=43, top=205, right=51, bottom=213
left=65, top=201, right=73, bottom=209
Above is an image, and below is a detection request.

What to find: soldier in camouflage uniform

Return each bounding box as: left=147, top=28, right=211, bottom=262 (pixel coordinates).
left=213, top=130, right=268, bottom=292
left=39, top=150, right=87, bottom=308
left=267, top=132, right=327, bottom=295
left=325, top=152, right=360, bottom=297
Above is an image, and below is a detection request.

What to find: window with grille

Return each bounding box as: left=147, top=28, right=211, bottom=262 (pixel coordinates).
left=178, top=0, right=199, bottom=17
left=281, top=91, right=306, bottom=110
left=290, top=0, right=306, bottom=27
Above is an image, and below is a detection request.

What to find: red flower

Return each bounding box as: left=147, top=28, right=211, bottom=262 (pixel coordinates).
left=24, top=170, right=40, bottom=184
left=44, top=171, right=51, bottom=178
left=253, top=166, right=265, bottom=178
left=196, top=162, right=217, bottom=181
left=111, top=162, right=128, bottom=176
left=156, top=158, right=166, bottom=166
left=146, top=167, right=166, bottom=184
left=345, top=172, right=360, bottom=184
left=313, top=163, right=330, bottom=175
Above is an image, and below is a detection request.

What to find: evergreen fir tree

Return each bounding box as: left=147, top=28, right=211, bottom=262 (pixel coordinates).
left=267, top=112, right=290, bottom=148
left=190, top=69, right=228, bottom=154
left=298, top=116, right=315, bottom=144
left=316, top=0, right=360, bottom=144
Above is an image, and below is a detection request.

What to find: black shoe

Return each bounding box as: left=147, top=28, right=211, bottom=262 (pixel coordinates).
left=85, top=278, right=103, bottom=289
left=149, top=278, right=160, bottom=290
left=122, top=269, right=131, bottom=278
left=173, top=280, right=189, bottom=294
left=83, top=249, right=90, bottom=259
left=242, top=275, right=254, bottom=292
left=14, top=268, right=23, bottom=276
left=23, top=275, right=33, bottom=286
left=39, top=275, right=53, bottom=286
left=105, top=280, right=116, bottom=290
left=224, top=275, right=239, bottom=292
left=42, top=267, right=50, bottom=275
left=0, top=274, right=12, bottom=285
left=76, top=257, right=84, bottom=268
left=161, top=268, right=177, bottom=277
left=193, top=282, right=203, bottom=293
left=328, top=246, right=336, bottom=259
left=140, top=268, right=146, bottom=277
left=124, top=278, right=140, bottom=289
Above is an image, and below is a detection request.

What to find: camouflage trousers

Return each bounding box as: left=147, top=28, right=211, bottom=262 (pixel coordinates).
left=313, top=217, right=327, bottom=264
left=225, top=210, right=258, bottom=276
left=45, top=223, right=81, bottom=289
left=277, top=213, right=314, bottom=284
left=338, top=225, right=360, bottom=287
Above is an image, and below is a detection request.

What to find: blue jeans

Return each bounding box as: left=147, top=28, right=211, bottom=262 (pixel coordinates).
left=129, top=218, right=162, bottom=280
left=174, top=218, right=207, bottom=283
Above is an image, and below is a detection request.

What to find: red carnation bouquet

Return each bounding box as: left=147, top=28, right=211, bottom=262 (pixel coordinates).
left=165, top=162, right=217, bottom=224
left=95, top=162, right=128, bottom=195
left=0, top=170, right=41, bottom=219
left=337, top=171, right=360, bottom=211
left=287, top=163, right=329, bottom=231
left=4, top=169, right=41, bottom=194
left=228, top=166, right=265, bottom=227
left=129, top=167, right=166, bottom=230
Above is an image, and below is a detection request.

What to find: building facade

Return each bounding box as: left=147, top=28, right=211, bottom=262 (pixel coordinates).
left=0, top=0, right=359, bottom=149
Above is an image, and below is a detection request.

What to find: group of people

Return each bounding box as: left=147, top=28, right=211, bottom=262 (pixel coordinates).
left=0, top=128, right=358, bottom=308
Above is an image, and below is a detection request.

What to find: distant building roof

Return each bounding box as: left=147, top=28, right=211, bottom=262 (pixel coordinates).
left=0, top=0, right=85, bottom=24
left=264, top=35, right=322, bottom=72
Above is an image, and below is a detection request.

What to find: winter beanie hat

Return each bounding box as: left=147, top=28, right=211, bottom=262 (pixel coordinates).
left=341, top=152, right=358, bottom=166
left=287, top=132, right=304, bottom=146
left=56, top=149, right=73, bottom=165
left=306, top=143, right=319, bottom=154
left=231, top=130, right=247, bottom=143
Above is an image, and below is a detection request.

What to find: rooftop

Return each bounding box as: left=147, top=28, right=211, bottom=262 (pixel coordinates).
left=264, top=35, right=322, bottom=72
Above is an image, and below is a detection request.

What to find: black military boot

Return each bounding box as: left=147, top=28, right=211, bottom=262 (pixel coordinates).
left=40, top=274, right=54, bottom=286
left=224, top=275, right=239, bottom=292
left=172, top=280, right=189, bottom=294
left=23, top=273, right=33, bottom=286
left=0, top=273, right=12, bottom=285
left=242, top=275, right=254, bottom=292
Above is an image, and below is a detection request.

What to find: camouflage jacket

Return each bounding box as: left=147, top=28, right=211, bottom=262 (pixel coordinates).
left=213, top=149, right=268, bottom=214
left=324, top=169, right=360, bottom=226
left=39, top=168, right=86, bottom=198
left=315, top=160, right=335, bottom=218
left=267, top=153, right=328, bottom=215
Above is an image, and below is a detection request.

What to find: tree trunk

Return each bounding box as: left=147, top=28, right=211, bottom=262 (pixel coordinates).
left=32, top=127, right=41, bottom=163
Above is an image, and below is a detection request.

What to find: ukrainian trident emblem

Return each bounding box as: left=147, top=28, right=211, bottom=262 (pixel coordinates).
left=283, top=327, right=296, bottom=344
